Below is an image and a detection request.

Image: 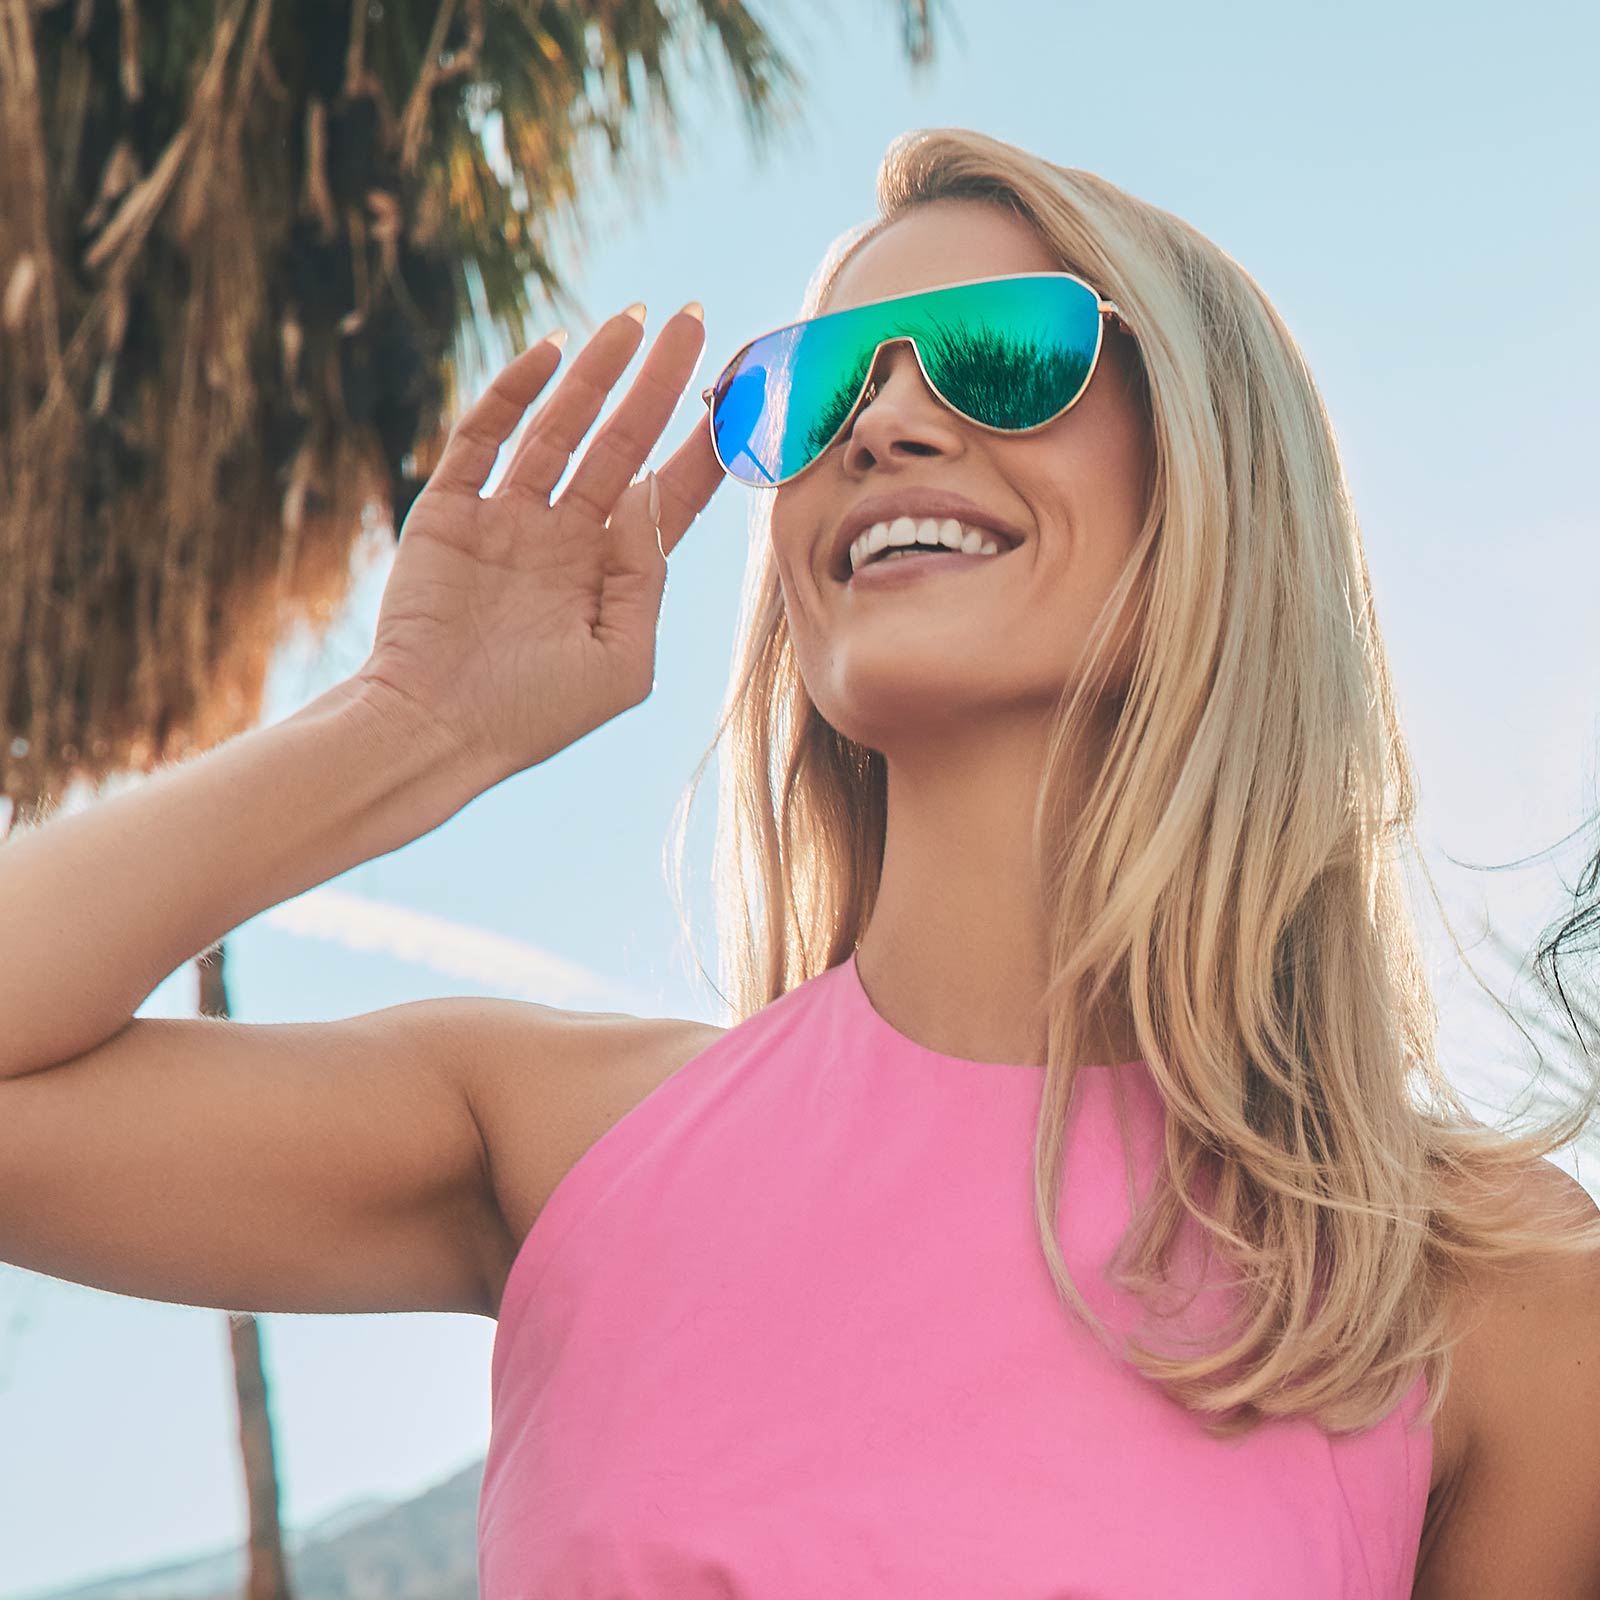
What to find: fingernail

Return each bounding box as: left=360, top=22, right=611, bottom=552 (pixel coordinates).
left=543, top=328, right=568, bottom=349
left=679, top=301, right=704, bottom=322
left=622, top=302, right=647, bottom=324
left=647, top=470, right=661, bottom=527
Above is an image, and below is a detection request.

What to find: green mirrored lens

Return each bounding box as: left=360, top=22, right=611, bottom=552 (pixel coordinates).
left=708, top=274, right=1105, bottom=487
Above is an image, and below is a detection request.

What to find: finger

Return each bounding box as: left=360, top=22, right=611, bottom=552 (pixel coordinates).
left=429, top=335, right=566, bottom=495
left=553, top=307, right=708, bottom=523
left=495, top=312, right=641, bottom=491
left=652, top=407, right=727, bottom=559
left=495, top=308, right=649, bottom=500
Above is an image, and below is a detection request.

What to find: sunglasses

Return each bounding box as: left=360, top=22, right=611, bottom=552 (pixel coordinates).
left=700, top=271, right=1136, bottom=489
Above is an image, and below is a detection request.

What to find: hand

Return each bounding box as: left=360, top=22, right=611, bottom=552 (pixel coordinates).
left=356, top=303, right=723, bottom=780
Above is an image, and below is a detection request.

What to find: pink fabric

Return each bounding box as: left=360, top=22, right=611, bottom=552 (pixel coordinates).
left=479, top=952, right=1431, bottom=1597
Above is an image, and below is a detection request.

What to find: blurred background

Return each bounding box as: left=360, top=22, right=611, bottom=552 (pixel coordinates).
left=2, top=0, right=1597, bottom=1593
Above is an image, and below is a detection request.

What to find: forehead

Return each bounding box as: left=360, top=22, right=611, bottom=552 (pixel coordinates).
left=822, top=200, right=1061, bottom=313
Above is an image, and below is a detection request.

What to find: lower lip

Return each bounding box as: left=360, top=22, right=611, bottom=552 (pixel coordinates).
left=842, top=550, right=1012, bottom=589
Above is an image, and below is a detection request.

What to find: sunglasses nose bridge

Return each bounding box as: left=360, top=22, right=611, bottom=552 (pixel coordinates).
left=856, top=333, right=938, bottom=412
left=864, top=333, right=921, bottom=383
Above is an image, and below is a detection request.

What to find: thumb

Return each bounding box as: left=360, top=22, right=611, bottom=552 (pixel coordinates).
left=609, top=469, right=668, bottom=571
left=646, top=469, right=666, bottom=568
left=598, top=470, right=671, bottom=643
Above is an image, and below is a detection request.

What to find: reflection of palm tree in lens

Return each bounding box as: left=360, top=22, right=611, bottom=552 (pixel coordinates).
left=806, top=352, right=873, bottom=460
left=803, top=322, right=1092, bottom=458
left=919, top=322, right=1091, bottom=428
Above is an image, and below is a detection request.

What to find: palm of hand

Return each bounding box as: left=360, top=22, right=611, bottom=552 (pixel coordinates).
left=356, top=305, right=723, bottom=777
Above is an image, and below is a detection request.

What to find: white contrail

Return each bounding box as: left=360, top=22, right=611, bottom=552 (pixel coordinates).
left=261, top=887, right=655, bottom=1013
left=23, top=773, right=664, bottom=1016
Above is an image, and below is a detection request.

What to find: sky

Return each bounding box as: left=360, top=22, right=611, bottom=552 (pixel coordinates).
left=4, top=0, right=1600, bottom=1590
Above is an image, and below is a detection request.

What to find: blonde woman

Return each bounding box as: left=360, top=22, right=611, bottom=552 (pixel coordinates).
left=3, top=128, right=1598, bottom=1596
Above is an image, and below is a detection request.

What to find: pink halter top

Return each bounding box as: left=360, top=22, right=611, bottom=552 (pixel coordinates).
left=479, top=951, right=1431, bottom=1596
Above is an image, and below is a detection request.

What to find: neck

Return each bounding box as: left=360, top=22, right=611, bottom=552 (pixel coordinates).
left=851, top=716, right=1139, bottom=1068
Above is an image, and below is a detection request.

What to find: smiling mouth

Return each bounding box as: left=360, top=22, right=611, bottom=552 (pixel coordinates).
left=837, top=516, right=1021, bottom=580
left=844, top=550, right=1010, bottom=591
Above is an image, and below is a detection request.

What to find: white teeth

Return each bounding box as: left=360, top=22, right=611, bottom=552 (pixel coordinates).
left=847, top=517, right=1009, bottom=574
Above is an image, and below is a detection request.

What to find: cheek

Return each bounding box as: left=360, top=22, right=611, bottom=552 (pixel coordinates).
left=769, top=486, right=825, bottom=580
left=1003, top=437, right=1078, bottom=553
left=1004, top=437, right=1142, bottom=663
left=769, top=508, right=824, bottom=640
left=1010, top=415, right=1143, bottom=568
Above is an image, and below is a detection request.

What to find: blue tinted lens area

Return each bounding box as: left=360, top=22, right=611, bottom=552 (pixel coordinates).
left=709, top=314, right=875, bottom=485
left=709, top=274, right=1103, bottom=485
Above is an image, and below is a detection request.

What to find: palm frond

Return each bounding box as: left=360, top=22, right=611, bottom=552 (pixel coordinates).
left=0, top=0, right=940, bottom=816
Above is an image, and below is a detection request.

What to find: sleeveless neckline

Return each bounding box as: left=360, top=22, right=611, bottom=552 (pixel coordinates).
left=480, top=949, right=1434, bottom=1596
left=841, top=948, right=1146, bottom=1073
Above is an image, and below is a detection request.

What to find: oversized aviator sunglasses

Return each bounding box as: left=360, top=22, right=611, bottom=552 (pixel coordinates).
left=700, top=271, right=1137, bottom=489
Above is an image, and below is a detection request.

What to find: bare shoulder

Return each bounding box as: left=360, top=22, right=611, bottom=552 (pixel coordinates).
left=1413, top=1159, right=1600, bottom=1598
left=449, top=997, right=728, bottom=1315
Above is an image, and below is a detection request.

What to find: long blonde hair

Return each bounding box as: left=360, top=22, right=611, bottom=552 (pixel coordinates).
left=667, top=126, right=1600, bottom=1440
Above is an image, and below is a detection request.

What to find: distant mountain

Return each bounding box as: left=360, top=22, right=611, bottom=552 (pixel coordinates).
left=14, top=1458, right=484, bottom=1600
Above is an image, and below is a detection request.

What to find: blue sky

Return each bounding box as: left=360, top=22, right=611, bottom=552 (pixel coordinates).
left=4, top=0, right=1600, bottom=1589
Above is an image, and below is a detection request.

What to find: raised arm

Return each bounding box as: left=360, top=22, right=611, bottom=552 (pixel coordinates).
left=0, top=300, right=722, bottom=1318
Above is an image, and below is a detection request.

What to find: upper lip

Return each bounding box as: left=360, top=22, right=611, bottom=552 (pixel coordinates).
left=828, top=490, right=1026, bottom=581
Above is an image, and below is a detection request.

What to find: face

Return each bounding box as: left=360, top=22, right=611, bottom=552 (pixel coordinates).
left=769, top=199, right=1154, bottom=755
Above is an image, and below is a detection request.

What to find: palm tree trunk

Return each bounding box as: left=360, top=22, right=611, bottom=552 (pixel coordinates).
left=197, top=940, right=294, bottom=1600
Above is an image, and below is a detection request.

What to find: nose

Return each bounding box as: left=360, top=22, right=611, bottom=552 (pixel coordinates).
left=838, top=339, right=966, bottom=477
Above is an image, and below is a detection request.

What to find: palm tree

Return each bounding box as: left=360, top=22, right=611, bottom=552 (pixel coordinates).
left=0, top=1, right=940, bottom=1593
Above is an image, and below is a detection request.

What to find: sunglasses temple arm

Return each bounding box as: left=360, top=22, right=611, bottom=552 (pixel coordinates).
left=1101, top=300, right=1136, bottom=339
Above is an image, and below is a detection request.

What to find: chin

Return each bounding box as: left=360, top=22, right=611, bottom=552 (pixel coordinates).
left=816, top=685, right=1001, bottom=749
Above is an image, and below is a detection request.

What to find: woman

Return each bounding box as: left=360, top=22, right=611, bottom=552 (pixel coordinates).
left=2, top=128, right=1597, bottom=1596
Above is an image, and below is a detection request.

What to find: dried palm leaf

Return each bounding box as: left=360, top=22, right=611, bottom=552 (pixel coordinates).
left=1, top=0, right=934, bottom=820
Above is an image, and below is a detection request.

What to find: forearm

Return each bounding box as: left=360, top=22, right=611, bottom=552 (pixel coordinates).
left=0, top=677, right=494, bottom=1080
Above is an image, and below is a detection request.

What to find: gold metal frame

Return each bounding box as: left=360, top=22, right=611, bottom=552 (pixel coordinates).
left=698, top=270, right=1137, bottom=489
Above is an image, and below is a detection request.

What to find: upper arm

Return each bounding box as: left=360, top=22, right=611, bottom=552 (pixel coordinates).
left=1412, top=1162, right=1600, bottom=1598
left=0, top=996, right=549, bottom=1318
